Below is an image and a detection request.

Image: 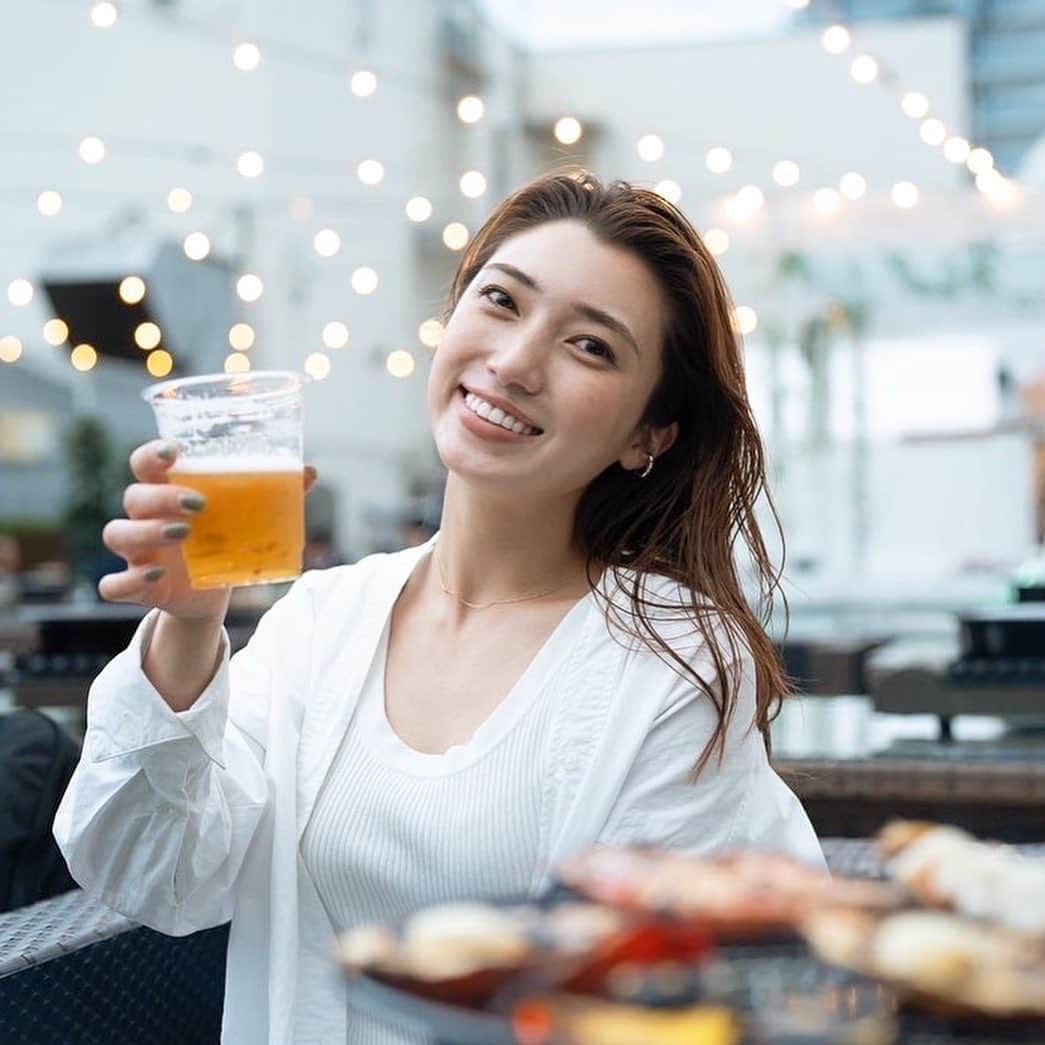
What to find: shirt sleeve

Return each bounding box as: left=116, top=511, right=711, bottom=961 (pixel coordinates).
left=52, top=575, right=315, bottom=936
left=597, top=641, right=825, bottom=869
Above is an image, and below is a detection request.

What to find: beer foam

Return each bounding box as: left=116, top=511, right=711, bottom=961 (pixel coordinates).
left=170, top=455, right=301, bottom=475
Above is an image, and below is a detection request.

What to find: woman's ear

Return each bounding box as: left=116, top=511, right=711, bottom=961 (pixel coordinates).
left=619, top=421, right=678, bottom=471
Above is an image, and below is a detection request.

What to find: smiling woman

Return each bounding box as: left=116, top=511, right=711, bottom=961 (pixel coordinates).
left=54, top=168, right=821, bottom=1045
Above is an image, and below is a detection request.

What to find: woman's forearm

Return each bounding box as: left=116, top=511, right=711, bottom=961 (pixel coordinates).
left=144, top=610, right=226, bottom=712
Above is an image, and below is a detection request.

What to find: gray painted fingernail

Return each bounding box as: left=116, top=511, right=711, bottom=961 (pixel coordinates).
left=156, top=442, right=177, bottom=461
left=179, top=494, right=206, bottom=512
left=144, top=567, right=166, bottom=582
left=163, top=523, right=190, bottom=539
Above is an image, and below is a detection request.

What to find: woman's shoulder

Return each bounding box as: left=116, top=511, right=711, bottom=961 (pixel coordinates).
left=595, top=567, right=744, bottom=659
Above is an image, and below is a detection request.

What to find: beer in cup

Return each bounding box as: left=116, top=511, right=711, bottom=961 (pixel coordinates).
left=142, top=371, right=306, bottom=589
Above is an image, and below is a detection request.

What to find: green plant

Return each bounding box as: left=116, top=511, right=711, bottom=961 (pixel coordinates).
left=62, top=417, right=126, bottom=581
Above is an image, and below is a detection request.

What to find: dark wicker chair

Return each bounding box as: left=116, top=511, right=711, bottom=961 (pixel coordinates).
left=0, top=889, right=227, bottom=1044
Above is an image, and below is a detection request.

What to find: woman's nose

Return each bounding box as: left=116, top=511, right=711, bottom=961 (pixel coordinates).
left=485, top=326, right=548, bottom=395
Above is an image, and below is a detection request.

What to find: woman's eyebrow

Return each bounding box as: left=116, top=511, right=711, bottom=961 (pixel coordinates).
left=482, top=262, right=640, bottom=357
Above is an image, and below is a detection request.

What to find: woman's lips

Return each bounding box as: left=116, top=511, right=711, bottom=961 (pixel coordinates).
left=455, top=386, right=542, bottom=442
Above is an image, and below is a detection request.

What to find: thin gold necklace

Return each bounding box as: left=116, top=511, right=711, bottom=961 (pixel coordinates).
left=433, top=546, right=572, bottom=610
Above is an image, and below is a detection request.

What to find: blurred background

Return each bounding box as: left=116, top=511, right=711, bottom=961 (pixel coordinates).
left=2, top=0, right=1045, bottom=836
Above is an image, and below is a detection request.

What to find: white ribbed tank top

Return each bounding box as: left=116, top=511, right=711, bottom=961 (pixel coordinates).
left=299, top=600, right=589, bottom=1044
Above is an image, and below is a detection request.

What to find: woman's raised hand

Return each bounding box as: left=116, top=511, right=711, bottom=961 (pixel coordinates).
left=99, top=440, right=317, bottom=623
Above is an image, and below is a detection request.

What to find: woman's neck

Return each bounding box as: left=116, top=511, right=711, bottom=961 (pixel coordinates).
left=431, top=476, right=591, bottom=608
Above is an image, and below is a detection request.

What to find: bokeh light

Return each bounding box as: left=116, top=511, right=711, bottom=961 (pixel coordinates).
left=37, top=191, right=62, bottom=216
left=457, top=95, right=485, bottom=123
left=0, top=336, right=23, bottom=363
left=146, top=349, right=173, bottom=377
left=43, top=319, right=69, bottom=345
left=305, top=352, right=332, bottom=380
left=322, top=322, right=349, bottom=349
left=386, top=349, right=415, bottom=378
left=228, top=323, right=256, bottom=350
left=134, top=321, right=161, bottom=350
left=351, top=267, right=379, bottom=294
left=71, top=344, right=98, bottom=371
left=442, top=222, right=469, bottom=250
left=119, top=276, right=146, bottom=304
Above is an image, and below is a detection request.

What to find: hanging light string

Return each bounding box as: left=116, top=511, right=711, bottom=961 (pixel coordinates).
left=797, top=0, right=1017, bottom=199
left=2, top=0, right=1029, bottom=379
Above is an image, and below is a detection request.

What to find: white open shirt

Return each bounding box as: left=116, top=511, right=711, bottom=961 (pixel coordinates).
left=54, top=534, right=823, bottom=1044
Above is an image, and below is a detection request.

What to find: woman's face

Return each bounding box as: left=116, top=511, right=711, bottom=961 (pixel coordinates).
left=428, top=219, right=674, bottom=497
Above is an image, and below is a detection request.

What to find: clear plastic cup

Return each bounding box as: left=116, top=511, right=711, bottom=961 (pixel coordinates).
left=142, top=370, right=306, bottom=590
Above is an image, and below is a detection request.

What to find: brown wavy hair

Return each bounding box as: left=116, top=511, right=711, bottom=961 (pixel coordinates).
left=445, top=168, right=791, bottom=775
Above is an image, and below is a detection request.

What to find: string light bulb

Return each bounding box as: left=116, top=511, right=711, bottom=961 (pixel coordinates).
left=704, top=228, right=730, bottom=256
left=304, top=352, right=332, bottom=380
left=386, top=350, right=415, bottom=378
left=119, top=276, right=146, bottom=304
left=79, top=137, right=105, bottom=164
left=228, top=323, right=255, bottom=351
left=357, top=159, right=384, bottom=185
left=442, top=222, right=469, bottom=250
left=943, top=136, right=970, bottom=164
left=637, top=134, right=665, bottom=162
left=405, top=196, right=433, bottom=222
left=733, top=306, right=758, bottom=335
left=70, top=344, right=97, bottom=371
left=654, top=179, right=682, bottom=203
left=554, top=117, right=583, bottom=145
left=146, top=350, right=173, bottom=377
left=850, top=55, right=878, bottom=83
left=919, top=118, right=946, bottom=146
left=706, top=147, right=733, bottom=174
left=418, top=319, right=444, bottom=348
left=237, top=151, right=264, bottom=178
left=224, top=352, right=250, bottom=373
left=0, top=336, right=23, bottom=363
left=351, top=267, right=378, bottom=295
left=7, top=279, right=33, bottom=307
left=839, top=172, right=867, bottom=199
left=43, top=319, right=69, bottom=345
left=901, top=91, right=929, bottom=119
left=313, top=228, right=341, bottom=257
left=822, top=25, right=851, bottom=54
left=183, top=232, right=211, bottom=261
left=236, top=274, right=264, bottom=302
left=233, top=43, right=261, bottom=71
left=891, top=181, right=919, bottom=208
left=322, top=322, right=349, bottom=349
left=350, top=70, right=377, bottom=97
left=37, top=191, right=63, bottom=217
left=89, top=2, right=118, bottom=29
left=457, top=95, right=485, bottom=123
left=167, top=187, right=192, bottom=213
left=772, top=160, right=800, bottom=187
left=967, top=147, right=994, bottom=174
left=459, top=171, right=487, bottom=198
left=134, top=321, right=161, bottom=350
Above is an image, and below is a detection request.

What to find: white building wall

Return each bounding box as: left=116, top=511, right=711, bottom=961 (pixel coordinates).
left=2, top=5, right=1041, bottom=581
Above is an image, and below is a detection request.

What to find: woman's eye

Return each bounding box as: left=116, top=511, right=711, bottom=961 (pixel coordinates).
left=478, top=285, right=515, bottom=311
left=573, top=337, right=615, bottom=362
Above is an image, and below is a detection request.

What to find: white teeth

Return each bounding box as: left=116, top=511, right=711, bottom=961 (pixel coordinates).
left=461, top=390, right=539, bottom=435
